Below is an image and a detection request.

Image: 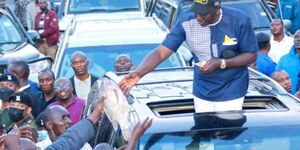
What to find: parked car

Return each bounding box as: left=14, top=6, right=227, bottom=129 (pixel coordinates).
left=53, top=17, right=187, bottom=78
left=57, top=0, right=146, bottom=32
left=84, top=67, right=300, bottom=149
left=146, top=0, right=291, bottom=34
left=0, top=6, right=52, bottom=81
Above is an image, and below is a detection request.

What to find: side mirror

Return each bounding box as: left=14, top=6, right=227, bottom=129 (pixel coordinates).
left=27, top=30, right=40, bottom=41
left=283, top=19, right=291, bottom=30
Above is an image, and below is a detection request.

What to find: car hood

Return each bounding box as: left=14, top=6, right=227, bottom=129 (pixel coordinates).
left=0, top=43, right=41, bottom=65
left=59, top=12, right=145, bottom=31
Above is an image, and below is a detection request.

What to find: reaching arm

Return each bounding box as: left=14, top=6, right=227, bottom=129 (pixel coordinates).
left=119, top=46, right=174, bottom=92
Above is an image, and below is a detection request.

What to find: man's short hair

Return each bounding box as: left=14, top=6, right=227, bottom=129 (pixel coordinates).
left=9, top=60, right=30, bottom=79
left=256, top=32, right=270, bottom=50
left=38, top=68, right=55, bottom=80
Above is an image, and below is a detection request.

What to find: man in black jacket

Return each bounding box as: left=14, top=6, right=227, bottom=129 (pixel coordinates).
left=69, top=51, right=97, bottom=102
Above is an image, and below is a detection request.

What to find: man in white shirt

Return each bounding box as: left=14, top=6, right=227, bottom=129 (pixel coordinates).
left=69, top=51, right=98, bottom=101
left=269, top=19, right=294, bottom=64
left=36, top=105, right=92, bottom=150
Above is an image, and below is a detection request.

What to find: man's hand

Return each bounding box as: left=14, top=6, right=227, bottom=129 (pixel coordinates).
left=89, top=96, right=106, bottom=124
left=119, top=72, right=140, bottom=93
left=199, top=59, right=222, bottom=74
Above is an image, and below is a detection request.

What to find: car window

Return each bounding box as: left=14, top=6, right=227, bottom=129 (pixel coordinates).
left=58, top=44, right=183, bottom=78
left=139, top=125, right=300, bottom=150
left=68, top=0, right=141, bottom=14
left=160, top=3, right=175, bottom=27
left=153, top=0, right=163, bottom=18
left=0, top=14, right=24, bottom=52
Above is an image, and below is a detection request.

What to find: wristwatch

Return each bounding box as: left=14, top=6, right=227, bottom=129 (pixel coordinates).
left=220, top=59, right=226, bottom=69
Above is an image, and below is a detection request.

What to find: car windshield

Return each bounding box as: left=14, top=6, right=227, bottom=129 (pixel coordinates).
left=68, top=0, right=141, bottom=14
left=140, top=125, right=300, bottom=150
left=176, top=0, right=270, bottom=30
left=0, top=14, right=24, bottom=52
left=58, top=44, right=183, bottom=78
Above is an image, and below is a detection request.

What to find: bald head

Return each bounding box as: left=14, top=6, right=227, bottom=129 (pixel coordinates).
left=271, top=70, right=292, bottom=92
left=71, top=51, right=87, bottom=61
left=42, top=105, right=69, bottom=124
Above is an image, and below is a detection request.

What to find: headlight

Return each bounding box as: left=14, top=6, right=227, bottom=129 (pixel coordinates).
left=28, top=59, right=51, bottom=82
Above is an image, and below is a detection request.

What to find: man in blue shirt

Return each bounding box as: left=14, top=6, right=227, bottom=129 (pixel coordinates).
left=255, top=32, right=276, bottom=76
left=277, top=29, right=300, bottom=94
left=119, top=0, right=258, bottom=112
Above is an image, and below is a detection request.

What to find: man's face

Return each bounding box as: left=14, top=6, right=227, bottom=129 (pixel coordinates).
left=271, top=19, right=283, bottom=35
left=39, top=0, right=48, bottom=10
left=51, top=109, right=72, bottom=136
left=71, top=56, right=89, bottom=76
left=38, top=72, right=54, bottom=94
left=0, top=81, right=18, bottom=91
left=54, top=80, right=73, bottom=101
left=196, top=8, right=219, bottom=27
left=273, top=71, right=292, bottom=92
left=115, top=56, right=132, bottom=72
left=294, top=30, right=300, bottom=49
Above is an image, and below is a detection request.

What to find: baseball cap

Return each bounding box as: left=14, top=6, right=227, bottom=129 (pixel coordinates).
left=191, top=0, right=221, bottom=16
left=0, top=73, right=19, bottom=86
left=8, top=92, right=33, bottom=108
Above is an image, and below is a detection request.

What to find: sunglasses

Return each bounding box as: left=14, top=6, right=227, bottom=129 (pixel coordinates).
left=54, top=83, right=71, bottom=91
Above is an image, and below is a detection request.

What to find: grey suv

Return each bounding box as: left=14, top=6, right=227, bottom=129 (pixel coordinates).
left=0, top=6, right=52, bottom=80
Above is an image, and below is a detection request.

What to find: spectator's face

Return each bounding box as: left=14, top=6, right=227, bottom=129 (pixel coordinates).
left=0, top=81, right=18, bottom=91
left=271, top=19, right=283, bottom=35
left=273, top=71, right=292, bottom=92
left=54, top=80, right=73, bottom=101
left=114, top=56, right=132, bottom=72
left=38, top=72, right=55, bottom=94
left=294, top=30, right=300, bottom=49
left=71, top=56, right=89, bottom=76
left=51, top=108, right=72, bottom=136
left=39, top=0, right=48, bottom=10
left=196, top=8, right=220, bottom=27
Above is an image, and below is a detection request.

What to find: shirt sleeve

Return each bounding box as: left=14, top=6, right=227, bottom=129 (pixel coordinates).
left=161, top=20, right=186, bottom=52
left=45, top=119, right=96, bottom=150
left=238, top=18, right=259, bottom=53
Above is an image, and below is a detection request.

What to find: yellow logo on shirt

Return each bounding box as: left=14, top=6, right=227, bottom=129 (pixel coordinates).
left=223, top=35, right=237, bottom=45
left=194, top=0, right=208, bottom=4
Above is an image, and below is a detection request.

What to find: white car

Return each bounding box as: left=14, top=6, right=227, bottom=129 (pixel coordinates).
left=58, top=0, right=146, bottom=32
left=53, top=17, right=188, bottom=78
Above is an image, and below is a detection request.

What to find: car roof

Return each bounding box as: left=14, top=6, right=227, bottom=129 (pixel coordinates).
left=122, top=68, right=300, bottom=134
left=66, top=17, right=167, bottom=47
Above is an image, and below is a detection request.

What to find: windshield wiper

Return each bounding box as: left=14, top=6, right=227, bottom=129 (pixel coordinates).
left=86, top=8, right=112, bottom=13
left=0, top=41, right=21, bottom=45
left=112, top=8, right=139, bottom=11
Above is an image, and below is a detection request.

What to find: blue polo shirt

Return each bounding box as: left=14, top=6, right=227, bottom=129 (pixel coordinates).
left=162, top=7, right=258, bottom=101
left=256, top=52, right=276, bottom=77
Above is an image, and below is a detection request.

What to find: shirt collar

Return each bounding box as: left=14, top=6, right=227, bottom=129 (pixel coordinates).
left=19, top=84, right=30, bottom=92
left=208, top=9, right=223, bottom=27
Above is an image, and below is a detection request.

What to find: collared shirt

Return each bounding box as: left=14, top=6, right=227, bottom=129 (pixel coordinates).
left=37, top=136, right=92, bottom=150
left=269, top=35, right=294, bottom=64
left=19, top=84, right=30, bottom=92
left=256, top=52, right=276, bottom=77
left=74, top=75, right=91, bottom=101
left=36, top=92, right=56, bottom=115
left=48, top=97, right=85, bottom=125
left=162, top=7, right=258, bottom=101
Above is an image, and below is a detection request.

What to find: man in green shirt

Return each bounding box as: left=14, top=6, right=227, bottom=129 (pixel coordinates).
left=0, top=73, right=19, bottom=129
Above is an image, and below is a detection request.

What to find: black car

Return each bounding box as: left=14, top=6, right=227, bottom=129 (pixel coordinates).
left=84, top=67, right=300, bottom=149
left=0, top=6, right=52, bottom=80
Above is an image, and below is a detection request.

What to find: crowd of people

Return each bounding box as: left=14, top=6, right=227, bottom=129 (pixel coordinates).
left=0, top=0, right=299, bottom=149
